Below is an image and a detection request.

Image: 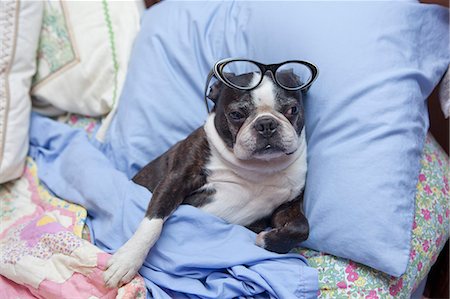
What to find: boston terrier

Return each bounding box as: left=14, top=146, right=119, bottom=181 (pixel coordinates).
left=104, top=59, right=317, bottom=288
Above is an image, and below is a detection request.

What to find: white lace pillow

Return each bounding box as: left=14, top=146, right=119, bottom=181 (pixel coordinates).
left=0, top=1, right=43, bottom=183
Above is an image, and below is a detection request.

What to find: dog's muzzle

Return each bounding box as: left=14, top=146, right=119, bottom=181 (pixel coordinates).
left=254, top=116, right=279, bottom=139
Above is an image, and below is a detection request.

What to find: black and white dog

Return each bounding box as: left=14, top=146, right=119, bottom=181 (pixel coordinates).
left=104, top=60, right=317, bottom=288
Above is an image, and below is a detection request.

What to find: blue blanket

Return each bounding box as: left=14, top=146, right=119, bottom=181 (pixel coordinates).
left=29, top=113, right=318, bottom=298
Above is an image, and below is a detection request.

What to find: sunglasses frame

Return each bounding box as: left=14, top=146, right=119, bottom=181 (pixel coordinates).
left=204, top=58, right=319, bottom=113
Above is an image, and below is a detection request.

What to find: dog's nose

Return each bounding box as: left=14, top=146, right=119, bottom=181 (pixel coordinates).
left=254, top=116, right=278, bottom=138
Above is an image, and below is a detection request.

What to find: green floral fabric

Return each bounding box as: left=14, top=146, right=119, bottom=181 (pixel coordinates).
left=32, top=1, right=76, bottom=87
left=295, top=134, right=449, bottom=298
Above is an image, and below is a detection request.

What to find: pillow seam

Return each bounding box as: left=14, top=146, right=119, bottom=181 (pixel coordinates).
left=0, top=0, right=20, bottom=171
left=101, top=0, right=119, bottom=111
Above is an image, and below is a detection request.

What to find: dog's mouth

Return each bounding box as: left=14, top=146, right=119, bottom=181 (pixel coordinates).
left=285, top=149, right=297, bottom=155
left=253, top=143, right=287, bottom=157
left=252, top=141, right=299, bottom=159
left=260, top=144, right=281, bottom=152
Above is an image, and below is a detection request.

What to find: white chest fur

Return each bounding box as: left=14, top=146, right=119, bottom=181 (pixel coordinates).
left=201, top=114, right=307, bottom=226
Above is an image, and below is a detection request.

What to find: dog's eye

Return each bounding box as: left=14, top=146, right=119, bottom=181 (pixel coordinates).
left=285, top=106, right=299, bottom=116
left=229, top=111, right=244, bottom=121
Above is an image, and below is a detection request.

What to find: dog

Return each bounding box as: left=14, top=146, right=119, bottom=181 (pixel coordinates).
left=103, top=63, right=313, bottom=288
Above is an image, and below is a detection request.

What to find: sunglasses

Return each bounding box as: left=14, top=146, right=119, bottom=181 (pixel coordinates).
left=204, top=58, right=319, bottom=113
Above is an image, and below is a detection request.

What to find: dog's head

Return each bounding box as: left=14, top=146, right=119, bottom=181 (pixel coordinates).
left=208, top=71, right=304, bottom=161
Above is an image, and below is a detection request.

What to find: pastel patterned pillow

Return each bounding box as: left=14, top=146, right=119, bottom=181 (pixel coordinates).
left=31, top=0, right=144, bottom=141
left=294, top=134, right=449, bottom=298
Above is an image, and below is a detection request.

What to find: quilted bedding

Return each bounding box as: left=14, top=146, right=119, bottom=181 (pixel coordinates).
left=0, top=114, right=448, bottom=298
left=0, top=116, right=146, bottom=298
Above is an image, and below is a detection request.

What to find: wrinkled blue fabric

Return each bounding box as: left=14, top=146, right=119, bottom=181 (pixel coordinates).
left=97, top=1, right=449, bottom=277
left=28, top=113, right=318, bottom=299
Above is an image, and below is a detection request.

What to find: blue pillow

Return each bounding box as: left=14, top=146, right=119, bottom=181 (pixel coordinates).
left=101, top=0, right=449, bottom=277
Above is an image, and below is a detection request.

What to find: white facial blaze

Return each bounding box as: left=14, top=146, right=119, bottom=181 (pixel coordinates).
left=249, top=74, right=277, bottom=109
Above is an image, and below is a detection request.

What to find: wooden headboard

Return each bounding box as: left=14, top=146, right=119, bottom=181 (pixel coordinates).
left=428, top=83, right=449, bottom=154
left=145, top=0, right=159, bottom=9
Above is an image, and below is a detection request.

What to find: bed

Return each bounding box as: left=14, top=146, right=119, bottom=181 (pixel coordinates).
left=0, top=1, right=448, bottom=298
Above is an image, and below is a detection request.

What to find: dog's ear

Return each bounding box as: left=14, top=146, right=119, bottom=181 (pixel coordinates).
left=207, top=72, right=237, bottom=103
left=207, top=80, right=223, bottom=104
left=277, top=68, right=303, bottom=87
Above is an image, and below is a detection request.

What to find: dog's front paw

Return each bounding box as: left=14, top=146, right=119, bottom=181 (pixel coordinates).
left=255, top=229, right=296, bottom=254
left=255, top=230, right=269, bottom=248
left=103, top=246, right=146, bottom=288
left=103, top=218, right=164, bottom=288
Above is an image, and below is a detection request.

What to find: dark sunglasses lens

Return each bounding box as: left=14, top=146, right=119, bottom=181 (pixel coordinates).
left=275, top=62, right=313, bottom=89
left=221, top=60, right=262, bottom=89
